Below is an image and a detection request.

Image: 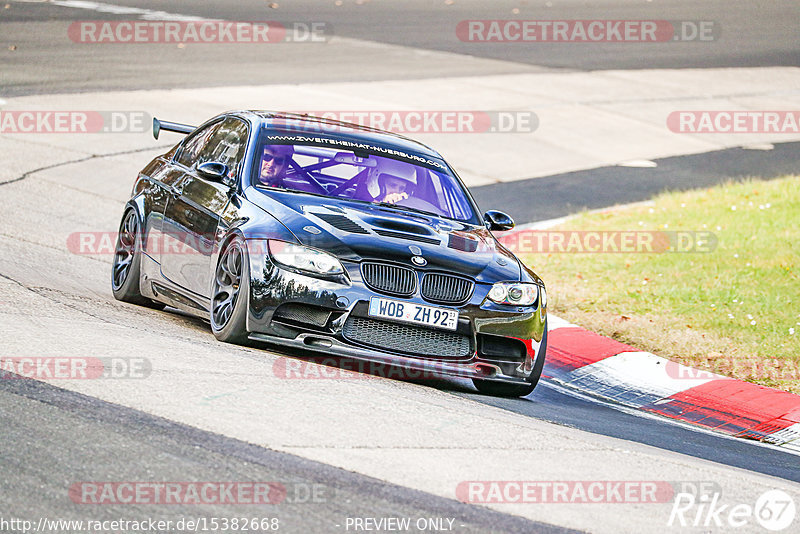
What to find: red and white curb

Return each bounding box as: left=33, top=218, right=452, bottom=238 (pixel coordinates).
left=544, top=315, right=800, bottom=452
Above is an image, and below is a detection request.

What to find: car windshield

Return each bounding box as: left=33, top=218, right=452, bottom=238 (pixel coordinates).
left=252, top=141, right=477, bottom=222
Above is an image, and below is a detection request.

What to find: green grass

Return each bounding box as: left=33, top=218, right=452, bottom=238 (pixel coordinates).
left=521, top=176, right=800, bottom=393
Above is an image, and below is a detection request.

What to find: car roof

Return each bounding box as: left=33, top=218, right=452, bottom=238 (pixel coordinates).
left=232, top=110, right=446, bottom=161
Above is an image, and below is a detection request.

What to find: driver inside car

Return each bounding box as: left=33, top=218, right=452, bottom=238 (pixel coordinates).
left=367, top=158, right=417, bottom=205
left=258, top=144, right=295, bottom=188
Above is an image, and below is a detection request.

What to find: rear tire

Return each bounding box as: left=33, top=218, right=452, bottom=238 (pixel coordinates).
left=111, top=209, right=164, bottom=310
left=472, top=318, right=548, bottom=398
left=210, top=236, right=250, bottom=344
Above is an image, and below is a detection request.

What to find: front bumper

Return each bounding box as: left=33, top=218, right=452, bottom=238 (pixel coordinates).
left=244, top=239, right=546, bottom=383
left=250, top=331, right=534, bottom=384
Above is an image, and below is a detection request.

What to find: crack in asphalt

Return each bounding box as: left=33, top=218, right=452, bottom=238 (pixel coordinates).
left=0, top=271, right=116, bottom=324
left=0, top=270, right=262, bottom=354
left=0, top=231, right=110, bottom=264
left=0, top=144, right=172, bottom=187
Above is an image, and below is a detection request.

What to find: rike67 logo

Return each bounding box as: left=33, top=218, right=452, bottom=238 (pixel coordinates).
left=669, top=488, right=796, bottom=531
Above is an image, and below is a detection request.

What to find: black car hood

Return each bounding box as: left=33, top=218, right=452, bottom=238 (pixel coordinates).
left=244, top=189, right=521, bottom=283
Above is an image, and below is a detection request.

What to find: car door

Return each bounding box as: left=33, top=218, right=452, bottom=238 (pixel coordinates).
left=160, top=117, right=249, bottom=297
left=140, top=159, right=186, bottom=261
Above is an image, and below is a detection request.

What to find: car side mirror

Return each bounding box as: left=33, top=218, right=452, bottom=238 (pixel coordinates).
left=484, top=210, right=515, bottom=231
left=197, top=161, right=233, bottom=186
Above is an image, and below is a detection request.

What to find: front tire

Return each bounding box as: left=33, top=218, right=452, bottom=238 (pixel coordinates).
left=472, top=319, right=548, bottom=398
left=111, top=209, right=164, bottom=309
left=210, top=236, right=250, bottom=344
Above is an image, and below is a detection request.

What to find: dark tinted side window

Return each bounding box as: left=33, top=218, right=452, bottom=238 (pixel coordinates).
left=176, top=121, right=222, bottom=168
left=196, top=118, right=249, bottom=177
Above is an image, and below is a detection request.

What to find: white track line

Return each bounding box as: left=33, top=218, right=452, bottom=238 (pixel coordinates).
left=14, top=0, right=208, bottom=21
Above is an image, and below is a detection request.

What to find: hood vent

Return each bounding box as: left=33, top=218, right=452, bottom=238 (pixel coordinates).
left=313, top=213, right=369, bottom=234
left=322, top=204, right=346, bottom=214
left=374, top=229, right=440, bottom=245
left=371, top=218, right=434, bottom=236
left=447, top=233, right=479, bottom=252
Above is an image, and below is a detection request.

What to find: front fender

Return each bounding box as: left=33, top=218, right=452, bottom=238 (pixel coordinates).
left=210, top=195, right=300, bottom=329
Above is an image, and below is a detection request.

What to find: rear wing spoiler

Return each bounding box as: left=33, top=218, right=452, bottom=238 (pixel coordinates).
left=153, top=117, right=195, bottom=139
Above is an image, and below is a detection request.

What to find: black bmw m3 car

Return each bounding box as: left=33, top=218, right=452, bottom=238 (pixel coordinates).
left=112, top=111, right=547, bottom=397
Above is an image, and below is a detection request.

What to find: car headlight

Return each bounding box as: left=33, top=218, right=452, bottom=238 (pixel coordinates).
left=487, top=282, right=539, bottom=306
left=540, top=285, right=547, bottom=308
left=267, top=240, right=344, bottom=276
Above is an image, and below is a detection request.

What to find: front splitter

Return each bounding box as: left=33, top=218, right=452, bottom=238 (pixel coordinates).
left=248, top=332, right=533, bottom=385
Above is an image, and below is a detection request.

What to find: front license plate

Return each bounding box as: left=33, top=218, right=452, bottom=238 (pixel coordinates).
left=368, top=297, right=458, bottom=331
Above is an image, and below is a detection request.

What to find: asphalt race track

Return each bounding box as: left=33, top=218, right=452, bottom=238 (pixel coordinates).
left=3, top=0, right=799, bottom=96
left=1, top=1, right=800, bottom=533
left=471, top=140, right=800, bottom=223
